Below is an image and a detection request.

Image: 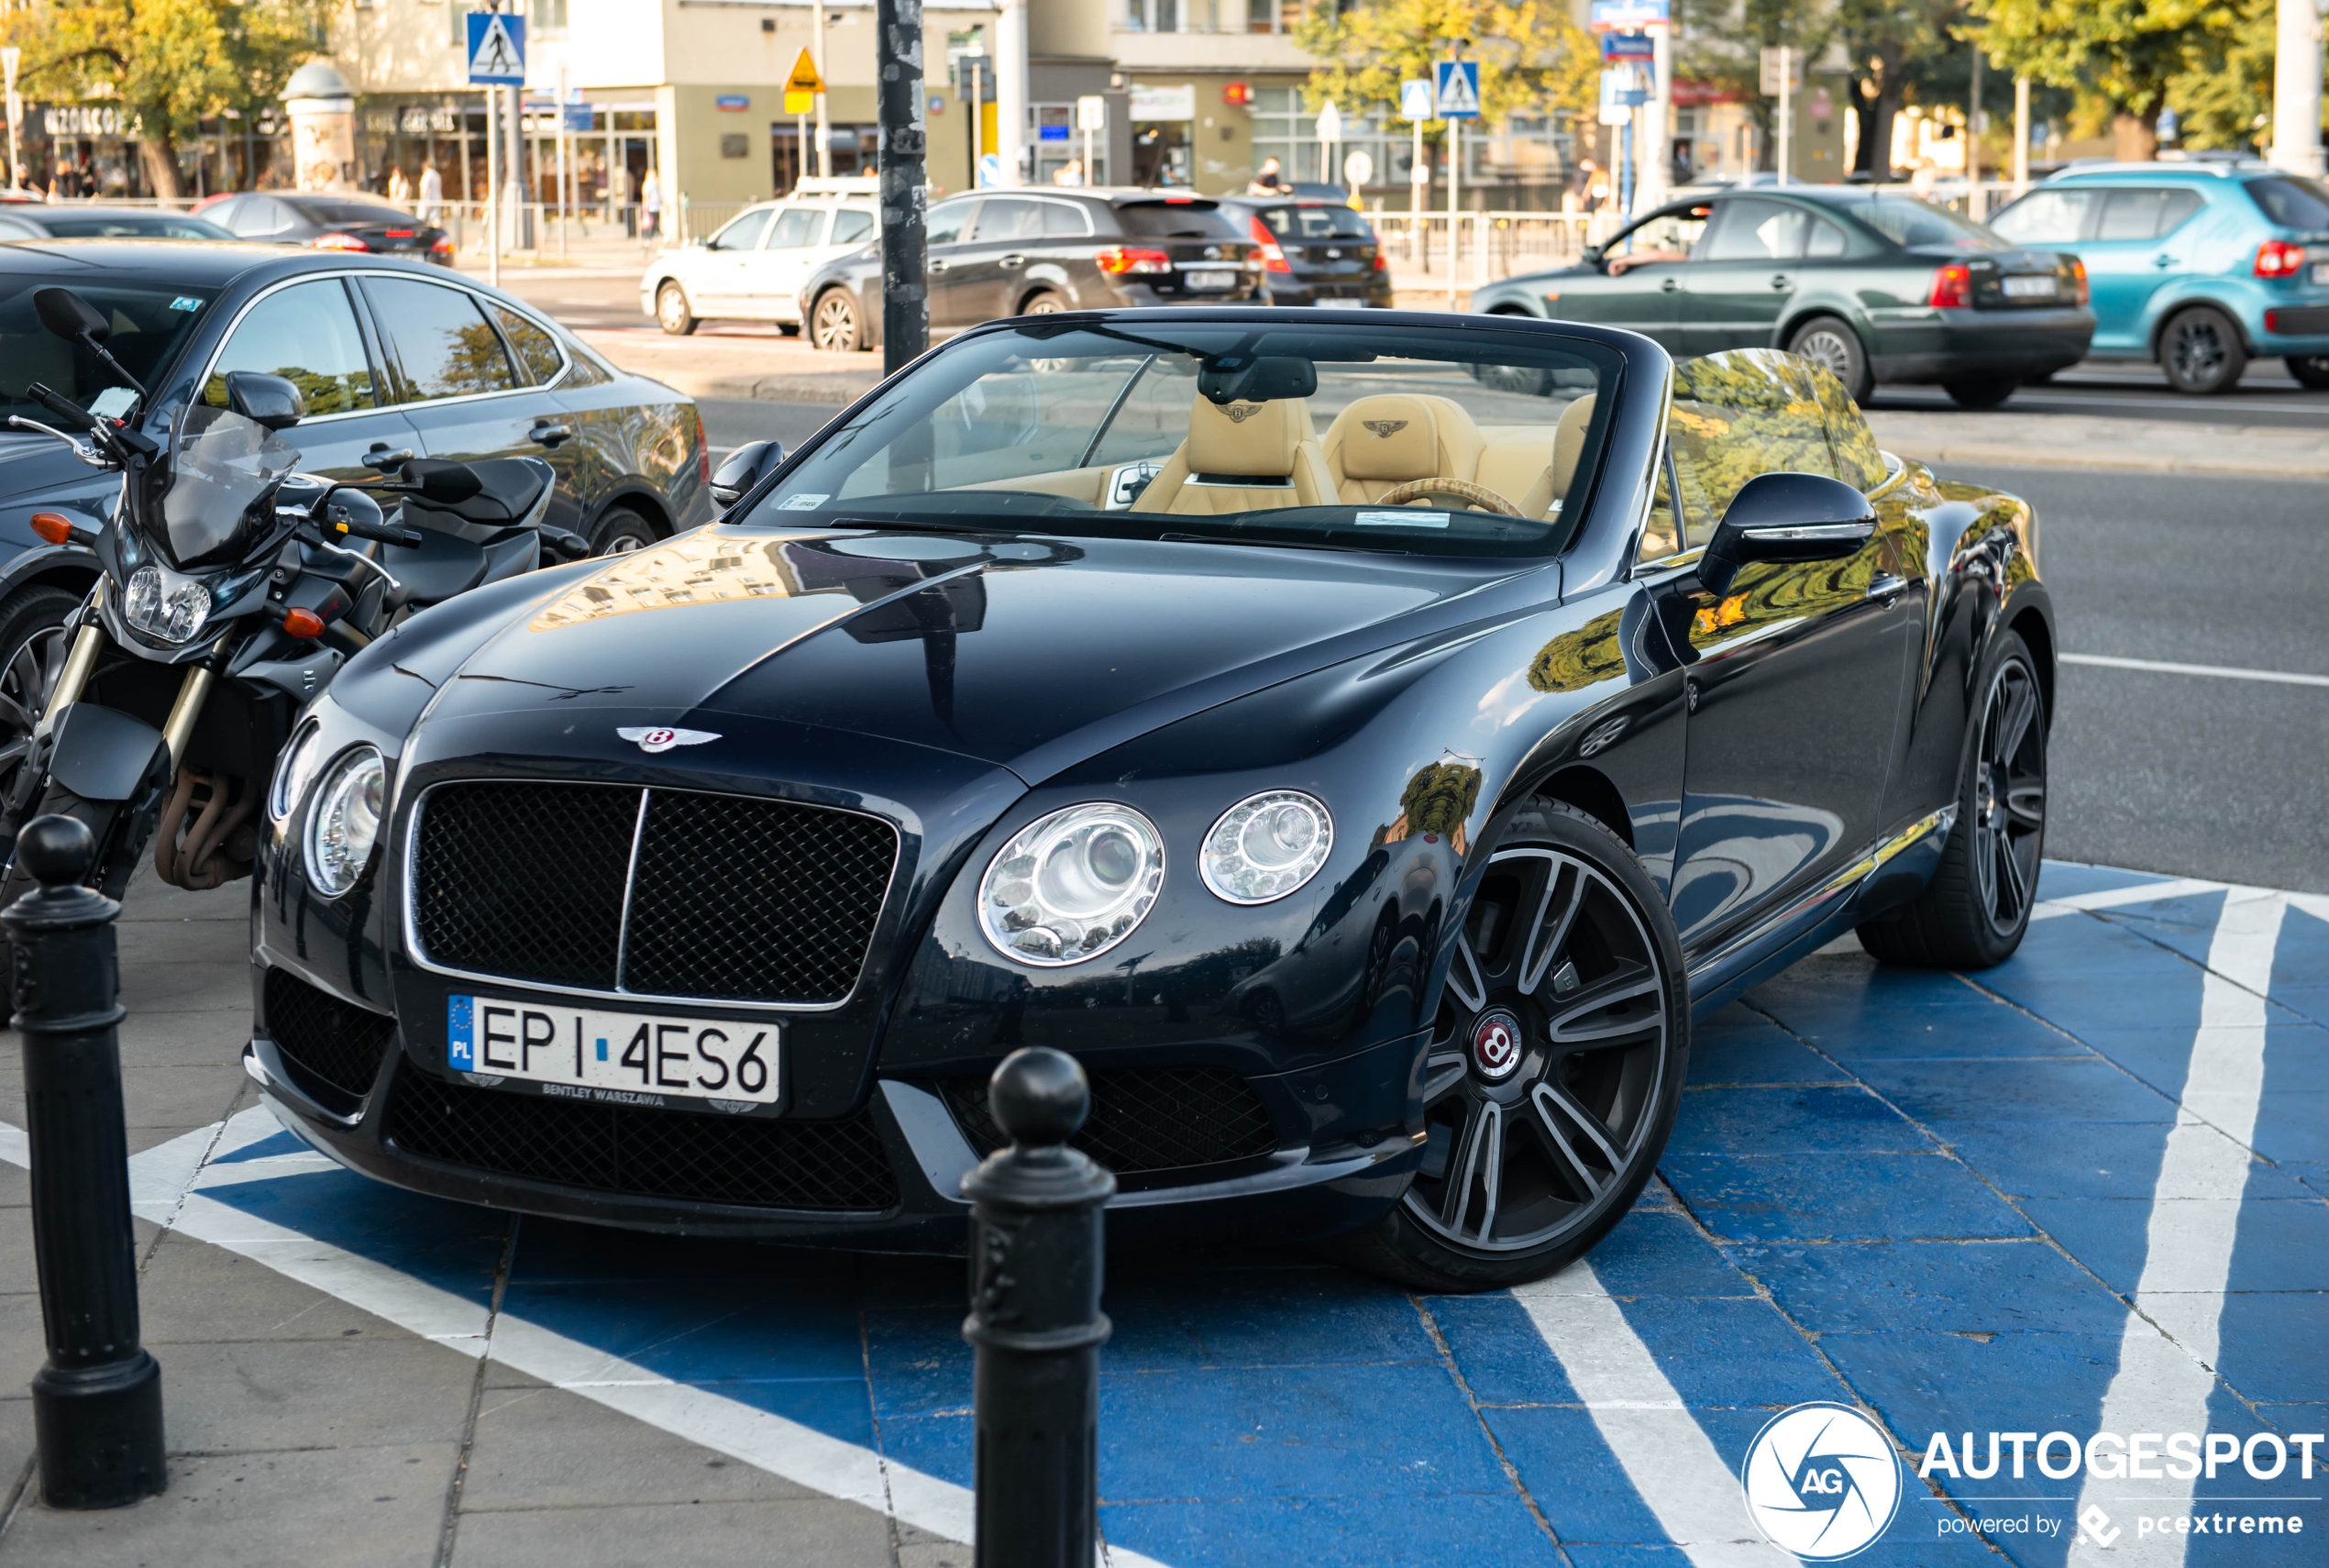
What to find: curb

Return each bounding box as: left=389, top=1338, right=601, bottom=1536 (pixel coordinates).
left=1881, top=441, right=2329, bottom=479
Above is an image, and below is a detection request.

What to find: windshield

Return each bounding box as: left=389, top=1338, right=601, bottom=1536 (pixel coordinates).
left=741, top=321, right=1622, bottom=558
left=1836, top=193, right=2005, bottom=250
left=0, top=279, right=214, bottom=428
left=2246, top=176, right=2329, bottom=230
left=160, top=403, right=298, bottom=567
left=38, top=214, right=234, bottom=239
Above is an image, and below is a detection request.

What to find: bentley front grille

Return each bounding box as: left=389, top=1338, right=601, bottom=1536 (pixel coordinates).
left=410, top=781, right=898, bottom=1005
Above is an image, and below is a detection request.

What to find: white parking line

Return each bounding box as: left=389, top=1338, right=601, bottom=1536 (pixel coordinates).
left=2031, top=878, right=2233, bottom=922
left=1512, top=1262, right=1793, bottom=1566
left=2070, top=889, right=2288, bottom=1566
left=2061, top=652, right=2329, bottom=690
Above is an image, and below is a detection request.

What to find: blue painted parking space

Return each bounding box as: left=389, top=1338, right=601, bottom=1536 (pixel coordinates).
left=28, top=861, right=2324, bottom=1565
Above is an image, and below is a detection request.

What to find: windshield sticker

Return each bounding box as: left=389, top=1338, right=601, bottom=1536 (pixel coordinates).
left=1355, top=510, right=1451, bottom=529
left=169, top=296, right=204, bottom=312
left=775, top=493, right=830, bottom=511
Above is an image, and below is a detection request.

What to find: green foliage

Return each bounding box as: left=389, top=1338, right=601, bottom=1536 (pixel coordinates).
left=1528, top=607, right=1627, bottom=694
left=1, top=0, right=332, bottom=193
left=1965, top=0, right=2235, bottom=129
left=2161, top=0, right=2280, bottom=150
left=1396, top=761, right=1484, bottom=839
left=1296, top=0, right=1599, bottom=139
left=1666, top=348, right=1885, bottom=526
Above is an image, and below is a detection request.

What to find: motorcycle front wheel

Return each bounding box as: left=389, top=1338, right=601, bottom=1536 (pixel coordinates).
left=0, top=781, right=130, bottom=995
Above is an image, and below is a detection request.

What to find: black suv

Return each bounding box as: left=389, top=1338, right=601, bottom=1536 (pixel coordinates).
left=800, top=188, right=1263, bottom=352
left=1213, top=194, right=1395, bottom=308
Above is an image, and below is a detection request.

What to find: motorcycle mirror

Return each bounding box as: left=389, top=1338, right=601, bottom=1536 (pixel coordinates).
left=223, top=370, right=305, bottom=430
left=710, top=439, right=786, bottom=513
left=34, top=286, right=111, bottom=345
left=400, top=458, right=484, bottom=503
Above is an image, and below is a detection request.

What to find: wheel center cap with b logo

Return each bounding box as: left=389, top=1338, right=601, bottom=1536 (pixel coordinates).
left=1471, top=1010, right=1524, bottom=1083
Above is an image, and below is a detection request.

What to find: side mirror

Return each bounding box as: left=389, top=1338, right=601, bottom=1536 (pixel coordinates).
left=1698, top=471, right=1877, bottom=596
left=222, top=370, right=304, bottom=430
left=710, top=438, right=786, bottom=513
left=34, top=286, right=111, bottom=344
left=1579, top=244, right=1605, bottom=267
left=399, top=458, right=484, bottom=504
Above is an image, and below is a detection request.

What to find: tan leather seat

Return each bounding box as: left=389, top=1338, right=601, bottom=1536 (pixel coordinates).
left=1131, top=395, right=1333, bottom=515
left=1473, top=393, right=1598, bottom=520
left=1319, top=393, right=1487, bottom=503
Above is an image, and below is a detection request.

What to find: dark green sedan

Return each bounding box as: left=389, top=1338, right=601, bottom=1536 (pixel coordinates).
left=1470, top=187, right=2094, bottom=408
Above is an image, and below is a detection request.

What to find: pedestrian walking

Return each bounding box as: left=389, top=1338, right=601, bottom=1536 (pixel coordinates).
left=387, top=166, right=413, bottom=206
left=1052, top=157, right=1085, bottom=187
left=641, top=168, right=663, bottom=240
left=417, top=161, right=443, bottom=224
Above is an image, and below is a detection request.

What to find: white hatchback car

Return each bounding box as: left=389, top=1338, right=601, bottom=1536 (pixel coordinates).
left=641, top=178, right=879, bottom=335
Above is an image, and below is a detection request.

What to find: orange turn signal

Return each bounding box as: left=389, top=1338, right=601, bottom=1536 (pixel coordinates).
left=29, top=512, right=75, bottom=547
left=281, top=608, right=326, bottom=640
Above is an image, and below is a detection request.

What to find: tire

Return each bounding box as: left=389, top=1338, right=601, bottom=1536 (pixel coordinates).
left=1787, top=315, right=1875, bottom=403
left=2158, top=306, right=2246, bottom=394
left=1323, top=801, right=1691, bottom=1293
left=1942, top=375, right=2018, bottom=410
left=656, top=281, right=697, bottom=337
left=1858, top=631, right=2047, bottom=969
left=2286, top=354, right=2329, bottom=390
left=588, top=505, right=657, bottom=556
left=0, top=585, right=78, bottom=813
left=811, top=288, right=865, bottom=353
left=1018, top=289, right=1066, bottom=315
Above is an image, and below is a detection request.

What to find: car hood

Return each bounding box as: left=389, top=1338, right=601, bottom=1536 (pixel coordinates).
left=406, top=525, right=1531, bottom=782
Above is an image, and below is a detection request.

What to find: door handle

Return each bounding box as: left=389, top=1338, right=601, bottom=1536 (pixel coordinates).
left=2153, top=254, right=2177, bottom=268
left=1770, top=273, right=1792, bottom=289
left=1866, top=572, right=1908, bottom=603
left=528, top=423, right=574, bottom=448
left=1000, top=253, right=1028, bottom=269
left=1661, top=277, right=1679, bottom=293
left=928, top=259, right=952, bottom=273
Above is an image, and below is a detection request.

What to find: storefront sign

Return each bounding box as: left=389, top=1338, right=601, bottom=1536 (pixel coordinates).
left=43, top=104, right=138, bottom=138
left=1129, top=83, right=1194, bottom=122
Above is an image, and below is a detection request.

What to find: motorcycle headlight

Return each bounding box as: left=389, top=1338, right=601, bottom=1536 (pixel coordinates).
left=123, top=563, right=211, bottom=646
left=1200, top=790, right=1333, bottom=904
left=977, top=802, right=1164, bottom=966
left=269, top=722, right=325, bottom=824
left=304, top=745, right=385, bottom=897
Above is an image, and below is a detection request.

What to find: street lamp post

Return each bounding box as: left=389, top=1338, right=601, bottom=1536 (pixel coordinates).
left=876, top=0, right=927, bottom=372
left=2273, top=0, right=2326, bottom=176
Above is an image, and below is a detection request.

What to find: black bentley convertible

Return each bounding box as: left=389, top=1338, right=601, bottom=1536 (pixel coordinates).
left=248, top=310, right=2053, bottom=1290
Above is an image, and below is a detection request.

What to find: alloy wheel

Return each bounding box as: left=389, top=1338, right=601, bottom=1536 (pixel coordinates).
left=1970, top=655, right=2046, bottom=934
left=2165, top=314, right=2235, bottom=391
left=812, top=293, right=860, bottom=352
left=1794, top=328, right=1856, bottom=381
left=1402, top=846, right=1674, bottom=1254
left=0, top=619, right=67, bottom=785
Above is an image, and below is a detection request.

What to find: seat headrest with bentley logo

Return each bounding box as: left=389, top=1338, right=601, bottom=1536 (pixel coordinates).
left=1187, top=394, right=1317, bottom=477
left=1333, top=394, right=1445, bottom=480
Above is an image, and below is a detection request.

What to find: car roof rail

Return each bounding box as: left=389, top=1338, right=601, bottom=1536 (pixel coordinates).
left=2050, top=158, right=2273, bottom=180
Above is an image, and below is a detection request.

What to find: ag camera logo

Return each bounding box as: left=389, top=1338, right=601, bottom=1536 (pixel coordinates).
left=1743, top=1402, right=1903, bottom=1560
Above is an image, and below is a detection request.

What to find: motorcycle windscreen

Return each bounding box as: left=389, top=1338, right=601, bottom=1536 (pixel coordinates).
left=160, top=404, right=298, bottom=568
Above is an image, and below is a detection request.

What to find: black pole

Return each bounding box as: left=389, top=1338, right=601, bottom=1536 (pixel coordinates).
left=6, top=814, right=165, bottom=1507
left=875, top=0, right=928, bottom=376
left=962, top=1047, right=1114, bottom=1568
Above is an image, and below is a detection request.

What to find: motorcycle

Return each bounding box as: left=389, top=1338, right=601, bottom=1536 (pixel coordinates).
left=0, top=284, right=591, bottom=909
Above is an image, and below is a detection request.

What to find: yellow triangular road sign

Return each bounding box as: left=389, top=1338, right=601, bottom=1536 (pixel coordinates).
left=787, top=49, right=825, bottom=95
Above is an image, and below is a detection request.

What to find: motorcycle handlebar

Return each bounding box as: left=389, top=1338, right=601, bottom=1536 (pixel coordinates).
left=336, top=514, right=426, bottom=549
left=24, top=381, right=98, bottom=433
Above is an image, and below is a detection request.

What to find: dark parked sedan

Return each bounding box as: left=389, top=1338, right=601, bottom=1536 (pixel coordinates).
left=0, top=205, right=234, bottom=241
left=202, top=192, right=456, bottom=264
left=1472, top=187, right=2094, bottom=407
left=1213, top=194, right=1395, bottom=308
left=249, top=309, right=2056, bottom=1294
left=0, top=240, right=712, bottom=812
left=800, top=188, right=1262, bottom=352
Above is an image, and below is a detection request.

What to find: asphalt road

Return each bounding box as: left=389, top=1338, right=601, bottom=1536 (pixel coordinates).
left=1961, top=466, right=2329, bottom=894
left=1869, top=358, right=2329, bottom=427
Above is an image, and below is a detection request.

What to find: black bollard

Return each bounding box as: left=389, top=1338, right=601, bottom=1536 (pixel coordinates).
left=962, top=1047, right=1115, bottom=1568
left=6, top=814, right=164, bottom=1507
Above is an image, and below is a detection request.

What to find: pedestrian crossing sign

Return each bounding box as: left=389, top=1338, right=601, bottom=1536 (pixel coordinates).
left=1434, top=59, right=1481, bottom=120
left=1399, top=79, right=1434, bottom=122
left=466, top=12, right=526, bottom=85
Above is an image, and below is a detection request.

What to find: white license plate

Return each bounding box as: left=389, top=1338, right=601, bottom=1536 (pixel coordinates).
left=2001, top=275, right=2058, bottom=300
left=2311, top=261, right=2329, bottom=284
left=447, top=995, right=781, bottom=1108
left=1185, top=269, right=1237, bottom=291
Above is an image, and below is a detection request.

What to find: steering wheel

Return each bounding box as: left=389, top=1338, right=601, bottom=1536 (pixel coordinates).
left=1372, top=478, right=1525, bottom=517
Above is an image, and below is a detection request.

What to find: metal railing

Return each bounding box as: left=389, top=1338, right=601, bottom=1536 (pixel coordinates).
left=1371, top=210, right=1597, bottom=291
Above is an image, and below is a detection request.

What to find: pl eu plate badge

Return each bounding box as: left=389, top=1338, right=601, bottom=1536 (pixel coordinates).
left=447, top=994, right=476, bottom=1071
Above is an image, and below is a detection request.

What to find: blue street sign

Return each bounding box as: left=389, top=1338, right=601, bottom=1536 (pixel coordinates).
left=1434, top=60, right=1481, bottom=120
left=1589, top=0, right=1668, bottom=28
left=1398, top=79, right=1435, bottom=122
left=562, top=104, right=592, bottom=132
left=1602, top=30, right=1655, bottom=60
left=466, top=12, right=525, bottom=85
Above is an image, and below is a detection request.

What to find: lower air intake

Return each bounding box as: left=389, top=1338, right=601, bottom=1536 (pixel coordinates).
left=265, top=967, right=396, bottom=1110
left=941, top=1065, right=1279, bottom=1184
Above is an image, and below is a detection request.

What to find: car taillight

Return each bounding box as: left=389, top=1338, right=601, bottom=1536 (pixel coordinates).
left=1928, top=261, right=1973, bottom=308
left=1248, top=215, right=1290, bottom=273
left=694, top=406, right=711, bottom=484
left=2256, top=237, right=2307, bottom=278
left=431, top=234, right=455, bottom=254
left=314, top=232, right=369, bottom=252
left=1096, top=246, right=1173, bottom=275
left=1371, top=250, right=1386, bottom=271
left=2067, top=257, right=2089, bottom=304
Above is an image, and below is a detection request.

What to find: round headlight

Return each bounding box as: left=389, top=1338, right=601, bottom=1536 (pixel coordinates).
left=304, top=745, right=386, bottom=897
left=977, top=802, right=1164, bottom=966
left=121, top=563, right=210, bottom=645
left=269, top=722, right=325, bottom=824
left=1199, top=790, right=1333, bottom=904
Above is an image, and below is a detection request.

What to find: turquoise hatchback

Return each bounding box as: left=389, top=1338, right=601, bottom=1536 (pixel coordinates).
left=1989, top=160, right=2329, bottom=393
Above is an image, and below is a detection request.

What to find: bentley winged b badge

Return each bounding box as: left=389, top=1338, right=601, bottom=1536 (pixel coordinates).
left=617, top=726, right=722, bottom=755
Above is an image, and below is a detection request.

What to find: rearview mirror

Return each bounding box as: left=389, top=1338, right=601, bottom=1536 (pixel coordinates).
left=1698, top=471, right=1877, bottom=596
left=710, top=439, right=786, bottom=513
left=34, top=286, right=111, bottom=344
left=399, top=458, right=484, bottom=504
left=222, top=370, right=304, bottom=430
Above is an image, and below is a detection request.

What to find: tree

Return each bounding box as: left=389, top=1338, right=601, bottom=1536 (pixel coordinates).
left=1673, top=0, right=1836, bottom=173
left=1966, top=0, right=2229, bottom=160
left=2161, top=0, right=2281, bottom=153
left=0, top=0, right=329, bottom=198
left=1832, top=0, right=1961, bottom=179
left=1296, top=0, right=1600, bottom=159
